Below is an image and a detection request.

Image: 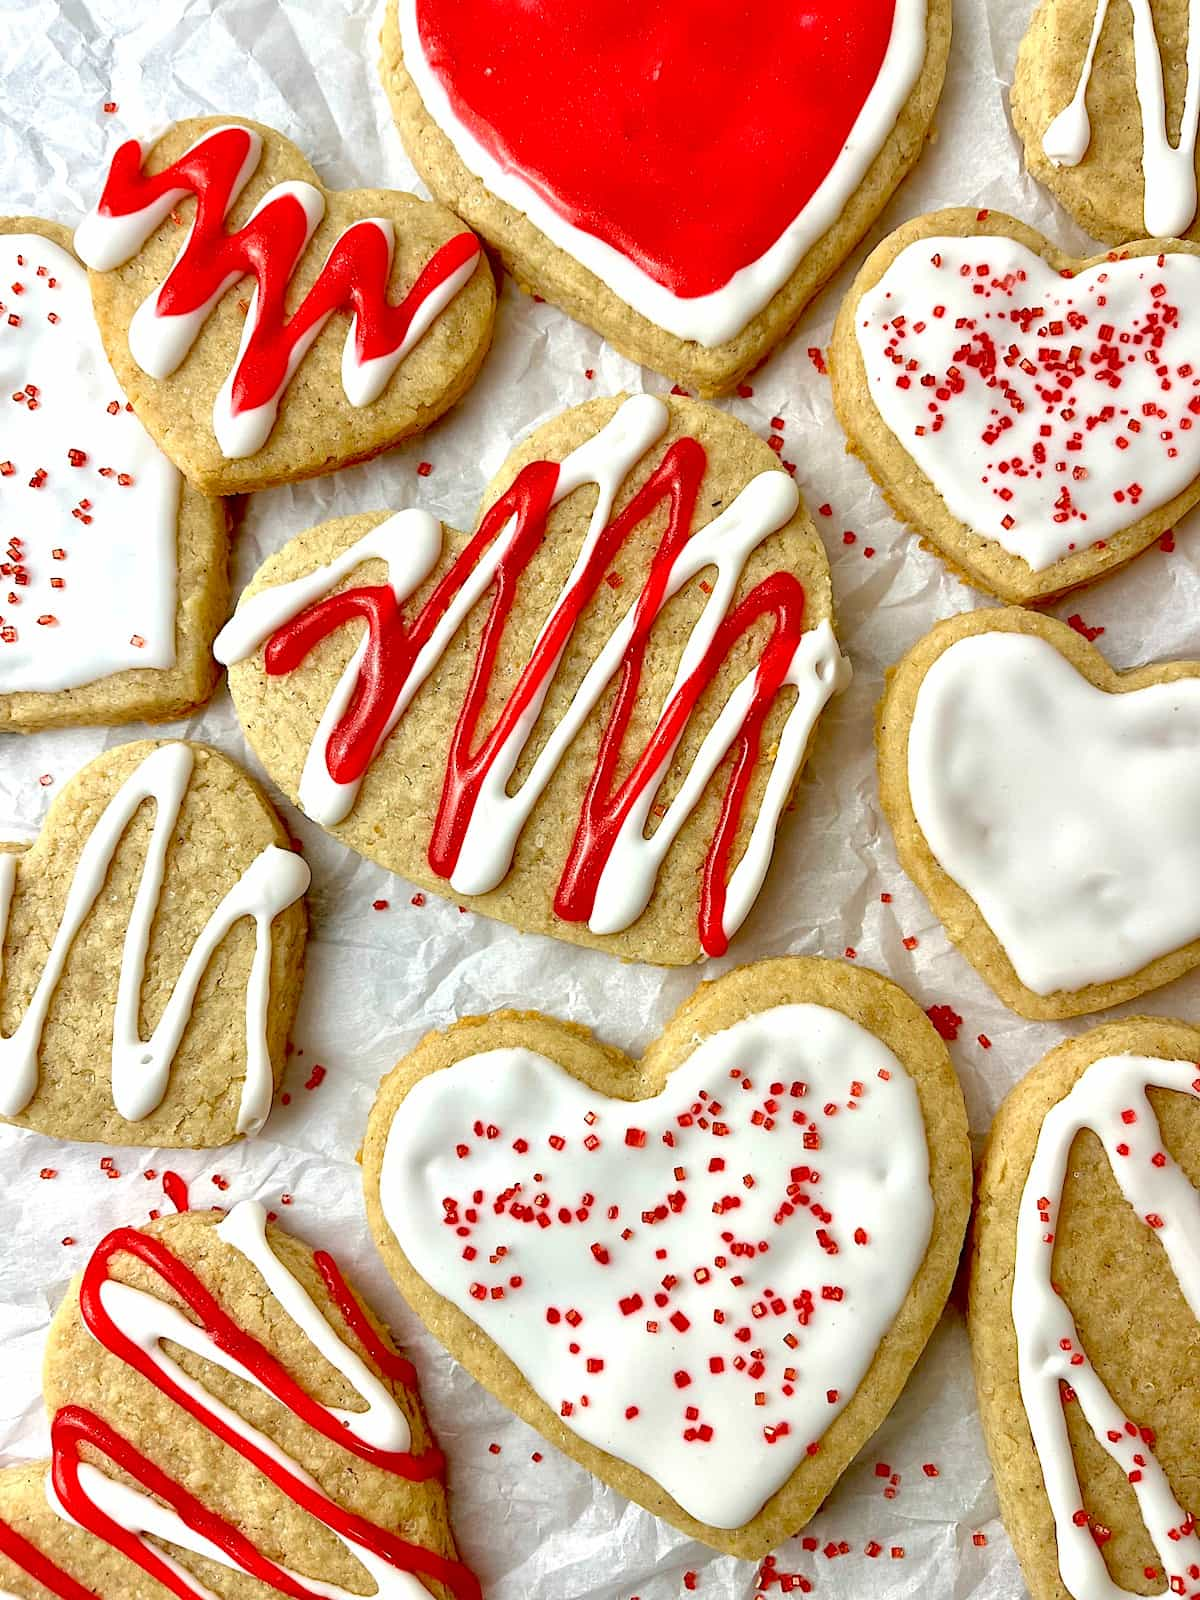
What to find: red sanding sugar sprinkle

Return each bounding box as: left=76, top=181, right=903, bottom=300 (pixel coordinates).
left=925, top=1004, right=962, bottom=1042
left=1067, top=613, right=1105, bottom=642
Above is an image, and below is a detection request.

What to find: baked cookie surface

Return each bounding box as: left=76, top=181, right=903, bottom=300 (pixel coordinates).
left=380, top=0, right=950, bottom=395
left=363, top=956, right=972, bottom=1559
left=877, top=607, right=1200, bottom=1018
left=970, top=1018, right=1200, bottom=1600
left=217, top=392, right=849, bottom=965
left=0, top=739, right=309, bottom=1147
left=0, top=217, right=227, bottom=730
left=830, top=208, right=1200, bottom=603
left=1013, top=0, right=1200, bottom=246
left=74, top=117, right=495, bottom=496
left=0, top=1201, right=479, bottom=1600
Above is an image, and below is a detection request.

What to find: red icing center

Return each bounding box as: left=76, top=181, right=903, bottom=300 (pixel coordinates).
left=92, top=126, right=478, bottom=421
left=415, top=0, right=898, bottom=298
left=28, top=1224, right=481, bottom=1600
left=264, top=438, right=807, bottom=958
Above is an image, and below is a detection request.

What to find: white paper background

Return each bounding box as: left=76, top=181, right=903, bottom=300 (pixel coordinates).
left=0, top=1, right=1193, bottom=1595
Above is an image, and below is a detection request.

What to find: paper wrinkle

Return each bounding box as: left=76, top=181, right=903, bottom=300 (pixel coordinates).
left=0, top=0, right=1197, bottom=1595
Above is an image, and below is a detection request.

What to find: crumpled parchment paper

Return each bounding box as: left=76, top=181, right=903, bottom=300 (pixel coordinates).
left=1, top=2, right=1196, bottom=1596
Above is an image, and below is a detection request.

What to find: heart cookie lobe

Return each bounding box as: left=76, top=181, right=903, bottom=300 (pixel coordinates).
left=74, top=117, right=495, bottom=495
left=363, top=957, right=972, bottom=1557
left=831, top=208, right=1200, bottom=603
left=0, top=217, right=227, bottom=731
left=877, top=607, right=1200, bottom=1019
left=970, top=1018, right=1200, bottom=1600
left=0, top=739, right=309, bottom=1148
left=380, top=0, right=950, bottom=395
left=218, top=393, right=848, bottom=965
left=20, top=1201, right=480, bottom=1600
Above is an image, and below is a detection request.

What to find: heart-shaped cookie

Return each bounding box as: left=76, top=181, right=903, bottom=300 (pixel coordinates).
left=74, top=117, right=495, bottom=496
left=217, top=392, right=849, bottom=965
left=380, top=0, right=950, bottom=395
left=831, top=208, right=1200, bottom=603
left=0, top=739, right=309, bottom=1147
left=970, top=1017, right=1200, bottom=1600
left=877, top=607, right=1200, bottom=1019
left=363, top=957, right=971, bottom=1557
left=0, top=217, right=227, bottom=731
left=0, top=1200, right=480, bottom=1599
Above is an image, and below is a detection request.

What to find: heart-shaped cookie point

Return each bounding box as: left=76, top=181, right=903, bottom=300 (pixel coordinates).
left=878, top=608, right=1200, bottom=1019
left=74, top=117, right=494, bottom=495
left=831, top=209, right=1200, bottom=603
left=364, top=957, right=972, bottom=1556
left=970, top=1018, right=1200, bottom=1600
left=381, top=0, right=949, bottom=393
left=218, top=393, right=848, bottom=965
left=0, top=1200, right=480, bottom=1600
left=0, top=218, right=227, bottom=731
left=0, top=739, right=309, bottom=1148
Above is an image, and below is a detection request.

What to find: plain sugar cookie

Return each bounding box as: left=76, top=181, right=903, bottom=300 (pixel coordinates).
left=380, top=0, right=950, bottom=395
left=363, top=956, right=972, bottom=1558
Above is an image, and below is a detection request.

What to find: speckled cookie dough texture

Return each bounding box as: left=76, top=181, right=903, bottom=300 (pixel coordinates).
left=217, top=392, right=850, bottom=966
left=363, top=956, right=972, bottom=1558
left=379, top=0, right=950, bottom=396
left=1013, top=0, right=1200, bottom=247
left=0, top=739, right=309, bottom=1148
left=877, top=607, right=1200, bottom=1019
left=73, top=116, right=496, bottom=496
left=970, top=1017, right=1200, bottom=1600
left=830, top=207, right=1200, bottom=604
left=0, top=1201, right=480, bottom=1599
left=0, top=217, right=228, bottom=731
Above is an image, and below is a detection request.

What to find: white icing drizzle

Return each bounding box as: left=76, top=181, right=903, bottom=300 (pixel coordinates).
left=0, top=234, right=181, bottom=693
left=380, top=1005, right=934, bottom=1530
left=73, top=126, right=479, bottom=459
left=398, top=0, right=927, bottom=347
left=855, top=235, right=1200, bottom=571
left=0, top=743, right=309, bottom=1133
left=1043, top=0, right=1200, bottom=238
left=907, top=630, right=1200, bottom=995
left=215, top=394, right=849, bottom=944
left=50, top=1200, right=426, bottom=1600
left=1013, top=1054, right=1200, bottom=1600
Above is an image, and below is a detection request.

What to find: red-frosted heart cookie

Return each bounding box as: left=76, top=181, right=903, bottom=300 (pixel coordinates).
left=364, top=957, right=972, bottom=1557
left=831, top=209, right=1200, bottom=602
left=74, top=117, right=495, bottom=495
left=380, top=0, right=950, bottom=393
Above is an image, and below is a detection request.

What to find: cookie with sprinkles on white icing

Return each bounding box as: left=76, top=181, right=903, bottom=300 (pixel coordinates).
left=363, top=956, right=972, bottom=1558
left=0, top=217, right=227, bottom=731
left=831, top=208, right=1200, bottom=603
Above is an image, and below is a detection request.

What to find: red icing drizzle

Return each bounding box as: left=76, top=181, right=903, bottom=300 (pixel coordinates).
left=0, top=1516, right=100, bottom=1600
left=38, top=1224, right=479, bottom=1600
left=161, top=1170, right=189, bottom=1213
left=313, top=1248, right=419, bottom=1389
left=263, top=439, right=807, bottom=957
left=91, top=125, right=479, bottom=422
left=415, top=0, right=898, bottom=298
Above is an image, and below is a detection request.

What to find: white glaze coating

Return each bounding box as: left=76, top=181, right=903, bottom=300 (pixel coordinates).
left=907, top=630, right=1200, bottom=995
left=855, top=235, right=1200, bottom=571
left=74, top=126, right=478, bottom=459
left=1042, top=0, right=1200, bottom=238
left=1013, top=1054, right=1200, bottom=1600
left=0, top=743, right=309, bottom=1132
left=50, top=1200, right=427, bottom=1600
left=0, top=235, right=180, bottom=693
left=380, top=1005, right=933, bottom=1529
left=397, top=0, right=927, bottom=347
left=216, top=394, right=848, bottom=944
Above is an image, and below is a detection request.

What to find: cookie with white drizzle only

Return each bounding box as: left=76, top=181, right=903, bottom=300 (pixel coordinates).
left=216, top=392, right=849, bottom=966
left=362, top=956, right=972, bottom=1559
left=0, top=217, right=228, bottom=731
left=970, top=1017, right=1200, bottom=1600
left=830, top=207, right=1200, bottom=604
left=0, top=739, right=308, bottom=1148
